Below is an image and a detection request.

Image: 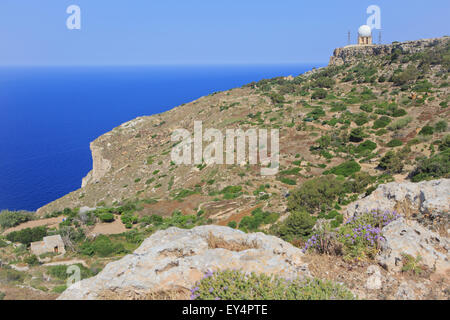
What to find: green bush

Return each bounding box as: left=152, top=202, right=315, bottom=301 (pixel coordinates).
left=280, top=177, right=297, bottom=185
left=271, top=211, right=315, bottom=242
left=52, top=285, right=67, bottom=294
left=378, top=150, right=405, bottom=173
left=355, top=140, right=377, bottom=154
left=373, top=116, right=392, bottom=129
left=327, top=161, right=361, bottom=177
left=0, top=291, right=5, bottom=300
left=419, top=125, right=434, bottom=136
left=349, top=128, right=366, bottom=143
left=190, top=270, right=355, bottom=300
left=238, top=208, right=279, bottom=232
left=6, top=226, right=47, bottom=246
left=47, top=264, right=94, bottom=280
left=227, top=221, right=237, bottom=229
left=0, top=210, right=35, bottom=229
left=409, top=149, right=450, bottom=182
left=99, top=212, right=115, bottom=223
left=24, top=255, right=40, bottom=266
left=79, top=235, right=127, bottom=257
left=311, top=88, right=327, bottom=100
left=387, top=139, right=403, bottom=147
left=288, top=176, right=344, bottom=213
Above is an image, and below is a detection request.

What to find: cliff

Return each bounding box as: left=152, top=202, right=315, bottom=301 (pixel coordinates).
left=330, top=37, right=448, bottom=66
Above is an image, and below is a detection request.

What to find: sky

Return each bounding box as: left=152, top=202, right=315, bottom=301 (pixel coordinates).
left=0, top=0, right=449, bottom=66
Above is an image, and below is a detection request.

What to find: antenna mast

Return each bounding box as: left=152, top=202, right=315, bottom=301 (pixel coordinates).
left=348, top=30, right=351, bottom=45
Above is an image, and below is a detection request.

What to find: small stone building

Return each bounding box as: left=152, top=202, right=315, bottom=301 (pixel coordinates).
left=30, top=235, right=66, bottom=256
left=358, top=25, right=373, bottom=45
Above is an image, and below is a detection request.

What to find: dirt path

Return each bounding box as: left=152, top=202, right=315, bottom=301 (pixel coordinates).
left=90, top=218, right=127, bottom=235
left=2, top=217, right=65, bottom=235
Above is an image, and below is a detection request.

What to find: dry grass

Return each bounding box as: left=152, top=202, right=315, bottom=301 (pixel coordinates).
left=207, top=232, right=259, bottom=252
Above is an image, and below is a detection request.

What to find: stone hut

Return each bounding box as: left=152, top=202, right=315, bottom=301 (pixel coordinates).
left=30, top=235, right=66, bottom=256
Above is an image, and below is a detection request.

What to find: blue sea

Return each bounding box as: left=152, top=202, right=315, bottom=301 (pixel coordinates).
left=0, top=64, right=321, bottom=211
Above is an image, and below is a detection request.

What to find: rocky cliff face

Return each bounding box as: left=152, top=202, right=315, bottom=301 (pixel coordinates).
left=58, top=225, right=310, bottom=300
left=81, top=143, right=112, bottom=188
left=330, top=37, right=448, bottom=66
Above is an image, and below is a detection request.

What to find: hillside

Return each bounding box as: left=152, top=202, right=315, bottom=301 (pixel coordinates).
left=37, top=37, right=449, bottom=222
left=0, top=37, right=449, bottom=300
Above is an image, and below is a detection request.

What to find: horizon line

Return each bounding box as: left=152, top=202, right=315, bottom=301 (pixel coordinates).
left=0, top=61, right=327, bottom=68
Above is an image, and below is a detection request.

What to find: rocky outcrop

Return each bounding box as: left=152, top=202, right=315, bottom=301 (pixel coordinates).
left=81, top=144, right=112, bottom=188
left=330, top=37, right=448, bottom=66
left=377, top=218, right=450, bottom=274
left=58, top=225, right=310, bottom=300
left=345, top=179, right=450, bottom=232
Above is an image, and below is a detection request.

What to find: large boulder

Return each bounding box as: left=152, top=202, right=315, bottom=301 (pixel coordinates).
left=346, top=179, right=450, bottom=230
left=58, top=225, right=310, bottom=300
left=377, top=218, right=450, bottom=275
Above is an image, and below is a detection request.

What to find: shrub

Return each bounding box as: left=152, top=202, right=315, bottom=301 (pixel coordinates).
left=227, top=221, right=237, bottom=229
left=47, top=264, right=94, bottom=280
left=360, top=104, right=373, bottom=113
left=190, top=270, right=355, bottom=300
left=409, top=149, right=450, bottom=182
left=79, top=235, right=127, bottom=257
left=401, top=254, right=424, bottom=275
left=305, top=211, right=400, bottom=260
left=280, top=177, right=297, bottom=185
left=288, top=176, right=345, bottom=213
left=349, top=127, right=366, bottom=142
left=6, top=226, right=47, bottom=246
left=435, top=120, right=448, bottom=133
left=337, top=210, right=400, bottom=260
left=419, top=125, right=434, bottom=135
left=0, top=210, right=35, bottom=229
left=327, top=161, right=361, bottom=177
left=0, top=291, right=4, bottom=300
left=52, top=285, right=67, bottom=294
left=378, top=151, right=404, bottom=173
left=24, top=255, right=40, bottom=266
left=99, top=212, right=115, bottom=223
left=373, top=116, right=392, bottom=129
left=311, top=88, right=327, bottom=99
left=387, top=139, right=403, bottom=147
left=355, top=140, right=377, bottom=154
left=238, top=208, right=279, bottom=232
left=271, top=211, right=315, bottom=242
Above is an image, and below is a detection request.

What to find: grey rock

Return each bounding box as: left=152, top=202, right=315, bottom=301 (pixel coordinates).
left=395, top=281, right=416, bottom=300
left=58, top=225, right=310, bottom=300
left=377, top=218, right=450, bottom=274
left=365, top=265, right=382, bottom=290
left=345, top=179, right=450, bottom=227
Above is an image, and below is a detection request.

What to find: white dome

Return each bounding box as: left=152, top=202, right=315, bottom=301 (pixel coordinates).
left=358, top=25, right=372, bottom=37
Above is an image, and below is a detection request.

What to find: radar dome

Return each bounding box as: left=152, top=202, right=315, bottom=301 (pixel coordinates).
left=358, top=25, right=372, bottom=37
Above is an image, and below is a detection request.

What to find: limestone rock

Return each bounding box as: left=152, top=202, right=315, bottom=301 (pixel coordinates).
left=365, top=265, right=382, bottom=290
left=345, top=179, right=450, bottom=227
left=377, top=218, right=450, bottom=274
left=58, top=225, right=310, bottom=300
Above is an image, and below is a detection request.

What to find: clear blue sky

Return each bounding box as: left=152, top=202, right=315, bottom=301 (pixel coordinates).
left=0, top=0, right=449, bottom=66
